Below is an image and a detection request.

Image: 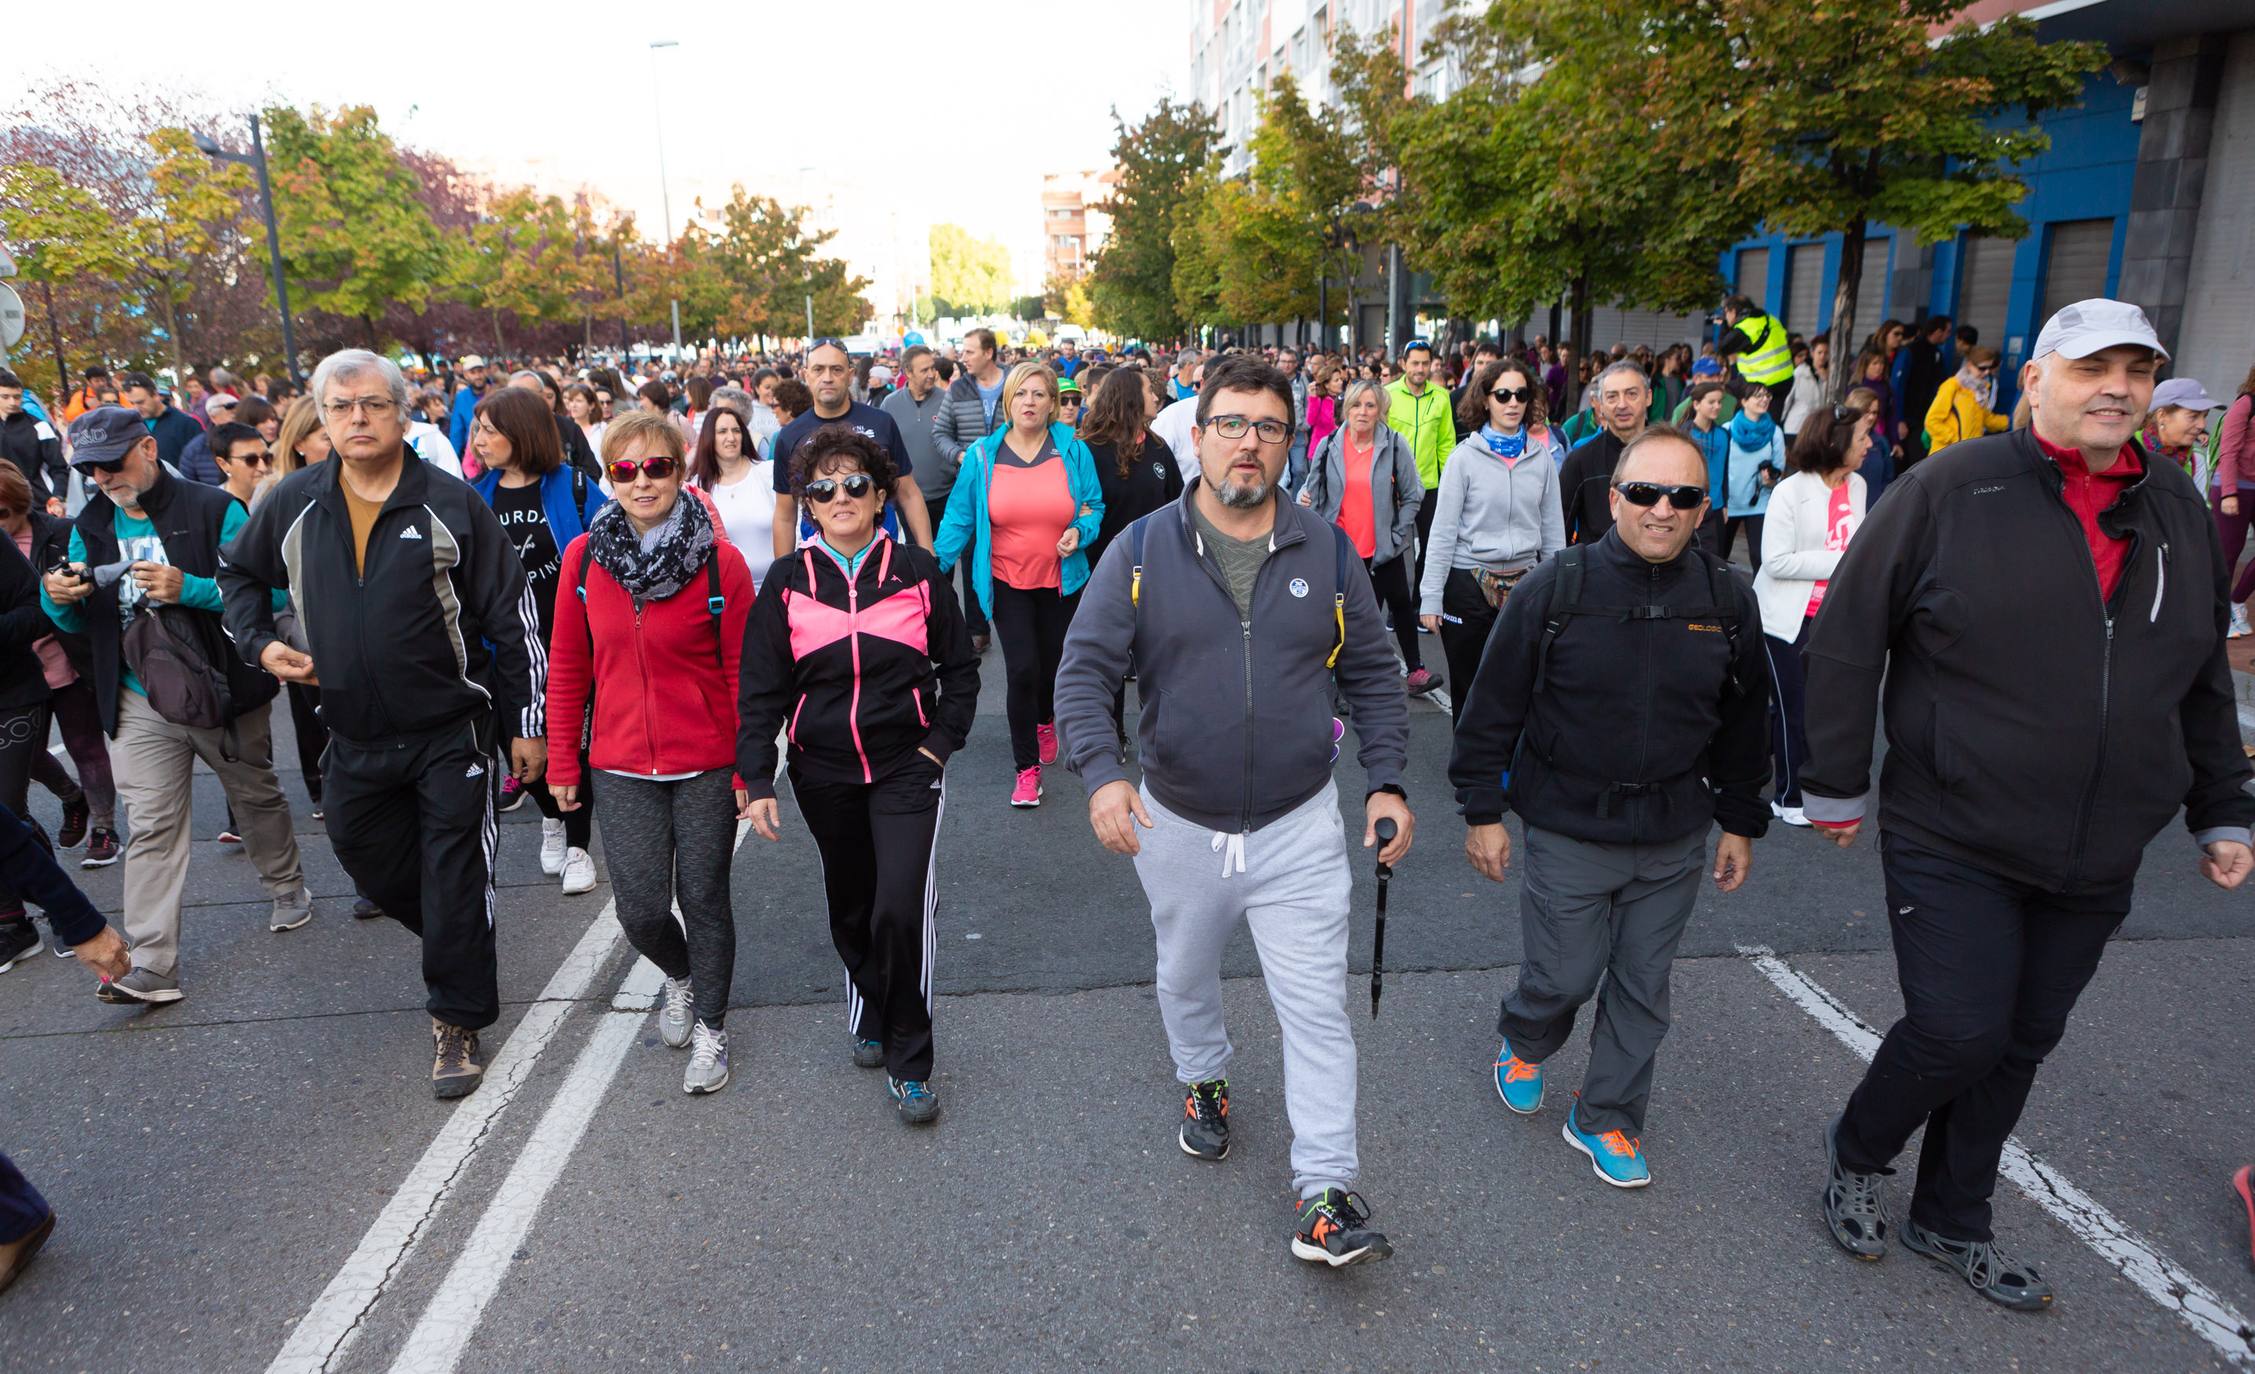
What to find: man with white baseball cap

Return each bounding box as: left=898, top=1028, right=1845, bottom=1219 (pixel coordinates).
left=1800, top=299, right=2254, bottom=1311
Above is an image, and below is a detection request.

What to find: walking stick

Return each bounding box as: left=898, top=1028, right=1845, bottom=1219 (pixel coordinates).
left=1370, top=817, right=1397, bottom=1018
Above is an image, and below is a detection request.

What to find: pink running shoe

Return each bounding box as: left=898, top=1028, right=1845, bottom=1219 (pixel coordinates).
left=1037, top=722, right=1059, bottom=765
left=1404, top=667, right=1441, bottom=696
left=1010, top=766, right=1043, bottom=808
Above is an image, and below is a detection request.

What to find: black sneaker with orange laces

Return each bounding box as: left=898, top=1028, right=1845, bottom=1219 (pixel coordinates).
left=1291, top=1188, right=1392, bottom=1267
left=1179, top=1078, right=1229, bottom=1161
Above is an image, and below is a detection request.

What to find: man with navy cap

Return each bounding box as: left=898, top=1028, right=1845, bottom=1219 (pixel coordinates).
left=1803, top=299, right=2254, bottom=1311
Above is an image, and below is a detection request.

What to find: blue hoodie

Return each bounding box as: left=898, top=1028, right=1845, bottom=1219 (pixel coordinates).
left=469, top=464, right=609, bottom=551
left=932, top=422, right=1104, bottom=620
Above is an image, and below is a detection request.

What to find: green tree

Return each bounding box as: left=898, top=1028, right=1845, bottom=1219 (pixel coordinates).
left=263, top=104, right=450, bottom=348
left=449, top=186, right=604, bottom=355
left=1089, top=98, right=1220, bottom=341
left=927, top=224, right=1014, bottom=316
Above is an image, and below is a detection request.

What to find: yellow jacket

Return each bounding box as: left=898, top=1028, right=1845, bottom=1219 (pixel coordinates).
left=1924, top=376, right=2007, bottom=454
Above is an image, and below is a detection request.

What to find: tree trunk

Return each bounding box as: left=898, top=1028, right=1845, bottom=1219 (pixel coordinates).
left=492, top=307, right=505, bottom=356
left=1568, top=273, right=1591, bottom=357
left=42, top=281, right=70, bottom=398
left=157, top=276, right=188, bottom=384
left=361, top=313, right=379, bottom=348
left=1825, top=219, right=1867, bottom=405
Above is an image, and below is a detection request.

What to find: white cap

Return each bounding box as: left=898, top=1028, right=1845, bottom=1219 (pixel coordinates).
left=459, top=354, right=488, bottom=369
left=2031, top=299, right=2168, bottom=363
left=2151, top=377, right=2218, bottom=412
left=203, top=393, right=238, bottom=417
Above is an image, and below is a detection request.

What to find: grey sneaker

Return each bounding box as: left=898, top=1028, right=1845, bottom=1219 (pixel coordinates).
left=852, top=1038, right=885, bottom=1069
left=1822, top=1115, right=1889, bottom=1260
left=99, top=967, right=183, bottom=1005
left=658, top=977, right=694, bottom=1049
left=270, top=885, right=314, bottom=933
left=683, top=1022, right=729, bottom=1095
left=1900, top=1218, right=2053, bottom=1312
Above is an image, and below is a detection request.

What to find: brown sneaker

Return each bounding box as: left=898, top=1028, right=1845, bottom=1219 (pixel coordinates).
left=431, top=1018, right=484, bottom=1099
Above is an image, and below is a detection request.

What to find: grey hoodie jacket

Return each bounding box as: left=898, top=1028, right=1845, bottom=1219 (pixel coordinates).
left=1417, top=431, right=1567, bottom=616
left=1055, top=483, right=1411, bottom=834
left=931, top=368, right=1006, bottom=487
left=1297, top=425, right=1424, bottom=564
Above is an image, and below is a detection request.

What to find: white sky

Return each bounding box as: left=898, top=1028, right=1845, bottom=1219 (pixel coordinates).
left=4, top=0, right=1191, bottom=300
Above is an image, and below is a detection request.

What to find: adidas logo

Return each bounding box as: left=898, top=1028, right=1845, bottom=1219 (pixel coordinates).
left=464, top=762, right=484, bottom=779
left=400, top=527, right=424, bottom=540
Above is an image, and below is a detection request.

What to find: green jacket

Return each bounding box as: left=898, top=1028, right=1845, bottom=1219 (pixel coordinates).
left=1385, top=378, right=1456, bottom=488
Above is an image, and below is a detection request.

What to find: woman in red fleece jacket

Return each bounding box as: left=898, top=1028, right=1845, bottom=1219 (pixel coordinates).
left=546, top=411, right=755, bottom=1096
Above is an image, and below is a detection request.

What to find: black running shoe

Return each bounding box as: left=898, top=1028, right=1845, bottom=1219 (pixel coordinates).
left=888, top=1076, right=940, bottom=1125
left=1822, top=1115, right=1889, bottom=1260
left=81, top=828, right=119, bottom=868
left=352, top=896, right=384, bottom=920
left=852, top=1038, right=884, bottom=1069
left=57, top=796, right=89, bottom=849
left=1291, top=1188, right=1392, bottom=1267
left=1900, top=1217, right=2052, bottom=1312
left=1179, top=1078, right=1230, bottom=1161
left=0, top=918, right=39, bottom=974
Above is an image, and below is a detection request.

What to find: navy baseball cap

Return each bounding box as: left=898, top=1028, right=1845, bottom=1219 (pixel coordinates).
left=67, top=406, right=149, bottom=469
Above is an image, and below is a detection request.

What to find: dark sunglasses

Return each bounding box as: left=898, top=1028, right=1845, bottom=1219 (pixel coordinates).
left=1490, top=386, right=1533, bottom=404
left=804, top=474, right=875, bottom=503
left=1614, top=481, right=1706, bottom=510
left=606, top=455, right=679, bottom=483
left=79, top=458, right=127, bottom=475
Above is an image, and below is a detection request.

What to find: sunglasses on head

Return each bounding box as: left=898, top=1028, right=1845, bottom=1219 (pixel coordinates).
left=606, top=455, right=679, bottom=484
left=804, top=474, right=875, bottom=504
left=1614, top=481, right=1706, bottom=510
left=1490, top=386, right=1533, bottom=404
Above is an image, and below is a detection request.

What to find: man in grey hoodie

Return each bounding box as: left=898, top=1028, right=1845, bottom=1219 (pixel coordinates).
left=933, top=329, right=1006, bottom=644
left=1055, top=354, right=1415, bottom=1270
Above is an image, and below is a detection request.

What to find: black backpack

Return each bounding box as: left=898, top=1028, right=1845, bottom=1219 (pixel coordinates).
left=122, top=604, right=233, bottom=730
left=1532, top=543, right=1746, bottom=697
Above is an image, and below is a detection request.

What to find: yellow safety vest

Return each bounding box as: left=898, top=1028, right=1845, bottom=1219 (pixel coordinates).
left=1732, top=313, right=1794, bottom=386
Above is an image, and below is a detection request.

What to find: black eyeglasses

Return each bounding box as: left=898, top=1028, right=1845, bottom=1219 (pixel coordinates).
left=1614, top=481, right=1706, bottom=510
left=804, top=474, right=875, bottom=503
left=1490, top=386, right=1533, bottom=404
left=79, top=458, right=127, bottom=475
left=607, top=455, right=679, bottom=483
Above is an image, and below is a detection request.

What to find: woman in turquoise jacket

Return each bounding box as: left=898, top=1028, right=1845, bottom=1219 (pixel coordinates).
left=933, top=362, right=1103, bottom=808
left=1719, top=383, right=1785, bottom=564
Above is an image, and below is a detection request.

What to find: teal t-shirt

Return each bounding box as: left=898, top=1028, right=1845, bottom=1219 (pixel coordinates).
left=42, top=501, right=257, bottom=700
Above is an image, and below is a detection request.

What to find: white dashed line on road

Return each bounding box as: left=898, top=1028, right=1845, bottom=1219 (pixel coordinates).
left=1738, top=943, right=2255, bottom=1368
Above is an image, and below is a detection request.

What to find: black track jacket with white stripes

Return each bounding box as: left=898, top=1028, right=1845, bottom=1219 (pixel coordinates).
left=218, top=450, right=546, bottom=745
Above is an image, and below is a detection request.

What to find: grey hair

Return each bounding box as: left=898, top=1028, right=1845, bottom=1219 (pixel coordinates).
left=310, top=349, right=408, bottom=411
left=1341, top=378, right=1386, bottom=417
left=1595, top=360, right=1649, bottom=393
left=708, top=386, right=756, bottom=425
left=508, top=369, right=545, bottom=388
left=1175, top=349, right=1201, bottom=368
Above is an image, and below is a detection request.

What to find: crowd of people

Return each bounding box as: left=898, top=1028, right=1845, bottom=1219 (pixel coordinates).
left=1, top=291, right=2252, bottom=1292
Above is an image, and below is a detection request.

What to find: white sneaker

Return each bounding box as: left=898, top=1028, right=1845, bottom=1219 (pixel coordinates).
left=2231, top=603, right=2251, bottom=639
left=683, top=1022, right=729, bottom=1095
left=538, top=818, right=567, bottom=875
left=1771, top=800, right=1811, bottom=827
left=658, top=977, right=694, bottom=1049
left=560, top=847, right=598, bottom=895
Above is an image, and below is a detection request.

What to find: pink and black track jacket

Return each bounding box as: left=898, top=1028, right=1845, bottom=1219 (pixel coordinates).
left=736, top=532, right=980, bottom=800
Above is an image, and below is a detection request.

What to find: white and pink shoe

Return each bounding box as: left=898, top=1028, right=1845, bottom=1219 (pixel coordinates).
left=1010, top=766, right=1043, bottom=808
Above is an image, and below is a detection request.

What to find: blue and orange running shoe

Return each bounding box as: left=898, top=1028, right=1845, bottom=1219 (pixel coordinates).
left=1492, top=1038, right=1545, bottom=1115
left=1562, top=1101, right=1650, bottom=1188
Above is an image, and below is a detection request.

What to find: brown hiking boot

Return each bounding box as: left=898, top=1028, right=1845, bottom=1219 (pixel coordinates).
left=431, top=1018, right=484, bottom=1100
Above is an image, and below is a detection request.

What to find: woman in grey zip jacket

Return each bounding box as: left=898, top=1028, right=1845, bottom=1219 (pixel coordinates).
left=1297, top=379, right=1435, bottom=693
left=1417, top=361, right=1567, bottom=724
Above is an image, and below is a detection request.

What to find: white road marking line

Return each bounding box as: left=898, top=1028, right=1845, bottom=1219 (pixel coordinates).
left=265, top=902, right=625, bottom=1374
left=1738, top=943, right=2255, bottom=1367
left=386, top=958, right=665, bottom=1373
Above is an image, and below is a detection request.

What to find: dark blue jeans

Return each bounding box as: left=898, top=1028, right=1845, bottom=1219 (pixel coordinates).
left=1, top=1151, right=52, bottom=1243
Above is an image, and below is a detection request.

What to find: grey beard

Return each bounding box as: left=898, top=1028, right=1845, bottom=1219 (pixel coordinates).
left=1214, top=473, right=1270, bottom=508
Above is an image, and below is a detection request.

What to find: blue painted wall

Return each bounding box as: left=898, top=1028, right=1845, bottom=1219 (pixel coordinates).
left=1718, top=70, right=2141, bottom=399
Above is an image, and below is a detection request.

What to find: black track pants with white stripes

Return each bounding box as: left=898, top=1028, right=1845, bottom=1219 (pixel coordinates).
left=792, top=759, right=945, bottom=1082
left=324, top=716, right=502, bottom=1031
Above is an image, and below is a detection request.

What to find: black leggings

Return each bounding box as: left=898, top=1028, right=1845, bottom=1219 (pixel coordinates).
left=527, top=759, right=594, bottom=849
left=795, top=760, right=945, bottom=1081
left=1438, top=568, right=1504, bottom=726
left=989, top=582, right=1078, bottom=771
left=600, top=769, right=738, bottom=1027
left=1719, top=514, right=1765, bottom=567
left=286, top=683, right=327, bottom=805
left=30, top=677, right=113, bottom=828
left=0, top=702, right=49, bottom=917
left=1765, top=617, right=1812, bottom=807
left=1365, top=555, right=1421, bottom=669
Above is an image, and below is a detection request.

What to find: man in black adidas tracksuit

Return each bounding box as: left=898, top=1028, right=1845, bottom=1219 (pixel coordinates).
left=1450, top=425, right=1769, bottom=1189
left=220, top=350, right=547, bottom=1100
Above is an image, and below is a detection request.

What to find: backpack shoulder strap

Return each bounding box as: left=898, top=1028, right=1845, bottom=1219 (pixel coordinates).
left=1128, top=513, right=1151, bottom=613
left=1702, top=549, right=1747, bottom=695
left=705, top=555, right=725, bottom=672
left=1326, top=523, right=1351, bottom=670
left=1533, top=544, right=1586, bottom=694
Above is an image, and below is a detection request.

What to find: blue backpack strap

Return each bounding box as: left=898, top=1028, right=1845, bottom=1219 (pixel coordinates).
left=706, top=555, right=725, bottom=672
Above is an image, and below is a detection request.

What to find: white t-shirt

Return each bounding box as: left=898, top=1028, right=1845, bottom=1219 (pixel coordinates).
left=700, top=462, right=776, bottom=587
left=405, top=421, right=464, bottom=479
left=1151, top=396, right=1202, bottom=480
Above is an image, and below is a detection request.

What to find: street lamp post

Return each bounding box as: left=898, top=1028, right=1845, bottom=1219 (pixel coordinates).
left=649, top=40, right=682, bottom=357
left=194, top=115, right=301, bottom=385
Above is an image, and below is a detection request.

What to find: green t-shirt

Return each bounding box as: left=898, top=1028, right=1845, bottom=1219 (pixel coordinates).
left=1186, top=497, right=1271, bottom=622
left=41, top=501, right=255, bottom=699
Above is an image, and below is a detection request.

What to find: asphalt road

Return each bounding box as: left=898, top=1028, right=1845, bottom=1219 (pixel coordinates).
left=2, top=652, right=2252, bottom=1373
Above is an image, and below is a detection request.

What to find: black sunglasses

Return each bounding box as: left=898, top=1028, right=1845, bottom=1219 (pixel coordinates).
left=1490, top=386, right=1533, bottom=404
left=607, top=455, right=679, bottom=483
left=1614, top=481, right=1706, bottom=510
left=804, top=474, right=875, bottom=503
left=79, top=458, right=128, bottom=475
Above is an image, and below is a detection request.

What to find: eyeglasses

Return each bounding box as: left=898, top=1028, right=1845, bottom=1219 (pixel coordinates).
left=607, top=455, right=680, bottom=484
left=803, top=474, right=875, bottom=503
left=323, top=396, right=395, bottom=420
left=1490, top=386, right=1533, bottom=404
left=1614, top=481, right=1707, bottom=510
left=1205, top=414, right=1291, bottom=445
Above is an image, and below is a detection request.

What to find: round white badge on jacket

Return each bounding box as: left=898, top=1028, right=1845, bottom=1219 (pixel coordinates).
left=1289, top=577, right=1309, bottom=598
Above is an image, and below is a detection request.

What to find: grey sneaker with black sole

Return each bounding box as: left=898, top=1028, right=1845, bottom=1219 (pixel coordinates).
left=1899, top=1217, right=2053, bottom=1312
left=98, top=967, right=183, bottom=1004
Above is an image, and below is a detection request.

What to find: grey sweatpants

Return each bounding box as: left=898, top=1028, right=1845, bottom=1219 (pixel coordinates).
left=1132, top=780, right=1357, bottom=1199
left=1500, top=824, right=1706, bottom=1136
left=598, top=769, right=740, bottom=1028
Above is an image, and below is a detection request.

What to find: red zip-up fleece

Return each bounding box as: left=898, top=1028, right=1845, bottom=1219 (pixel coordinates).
left=2037, top=433, right=2143, bottom=602
left=736, top=533, right=980, bottom=801
left=545, top=536, right=756, bottom=789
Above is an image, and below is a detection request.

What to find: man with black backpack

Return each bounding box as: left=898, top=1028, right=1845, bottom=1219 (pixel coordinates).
left=1449, top=424, right=1770, bottom=1189
left=40, top=407, right=311, bottom=1006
